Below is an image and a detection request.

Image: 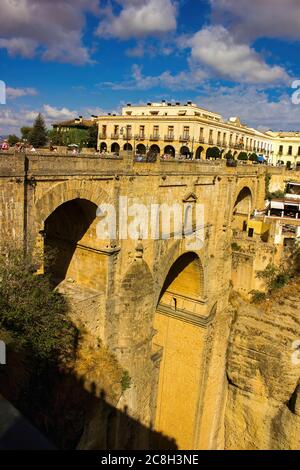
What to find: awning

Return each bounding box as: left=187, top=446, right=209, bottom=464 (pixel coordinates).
left=270, top=201, right=284, bottom=210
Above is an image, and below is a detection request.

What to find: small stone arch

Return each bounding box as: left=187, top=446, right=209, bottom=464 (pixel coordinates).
left=195, top=146, right=204, bottom=160
left=136, top=143, right=146, bottom=155
left=149, top=144, right=160, bottom=155
left=164, top=145, right=175, bottom=157
left=111, top=142, right=120, bottom=154
left=124, top=143, right=133, bottom=151
left=232, top=186, right=253, bottom=231
left=180, top=146, right=190, bottom=157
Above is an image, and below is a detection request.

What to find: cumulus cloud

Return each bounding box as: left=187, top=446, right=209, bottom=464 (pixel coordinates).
left=0, top=0, right=99, bottom=64
left=188, top=26, right=289, bottom=85
left=100, top=64, right=207, bottom=90
left=96, top=0, right=177, bottom=39
left=6, top=87, right=38, bottom=99
left=0, top=104, right=78, bottom=135
left=197, top=85, right=300, bottom=131
left=210, top=0, right=300, bottom=41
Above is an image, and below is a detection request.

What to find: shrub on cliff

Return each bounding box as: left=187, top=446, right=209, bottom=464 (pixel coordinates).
left=0, top=248, right=77, bottom=366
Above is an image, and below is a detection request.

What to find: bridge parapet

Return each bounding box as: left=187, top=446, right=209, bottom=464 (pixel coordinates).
left=1, top=151, right=300, bottom=180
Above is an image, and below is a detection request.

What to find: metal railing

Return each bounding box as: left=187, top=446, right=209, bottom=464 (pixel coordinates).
left=164, top=134, right=175, bottom=141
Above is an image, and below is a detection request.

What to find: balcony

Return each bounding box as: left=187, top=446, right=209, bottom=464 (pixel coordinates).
left=135, top=134, right=145, bottom=141
left=208, top=138, right=214, bottom=145
left=164, top=134, right=175, bottom=142
left=199, top=137, right=205, bottom=144
left=150, top=134, right=160, bottom=141
left=111, top=133, right=119, bottom=139
left=217, top=140, right=222, bottom=147
left=99, top=133, right=107, bottom=139
left=179, top=135, right=190, bottom=142
left=123, top=134, right=132, bottom=140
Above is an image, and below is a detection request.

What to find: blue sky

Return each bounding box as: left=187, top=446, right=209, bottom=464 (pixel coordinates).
left=0, top=0, right=300, bottom=134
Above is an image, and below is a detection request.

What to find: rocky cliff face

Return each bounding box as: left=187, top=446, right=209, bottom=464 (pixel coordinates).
left=225, top=280, right=300, bottom=449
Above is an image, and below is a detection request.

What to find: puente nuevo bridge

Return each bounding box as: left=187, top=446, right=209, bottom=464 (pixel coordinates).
left=0, top=152, right=299, bottom=450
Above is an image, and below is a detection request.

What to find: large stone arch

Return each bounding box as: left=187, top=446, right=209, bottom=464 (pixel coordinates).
left=152, top=246, right=213, bottom=449
left=35, top=180, right=113, bottom=230
left=153, top=241, right=206, bottom=308
left=33, top=181, right=114, bottom=298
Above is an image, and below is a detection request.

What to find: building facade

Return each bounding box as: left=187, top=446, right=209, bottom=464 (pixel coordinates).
left=96, top=101, right=274, bottom=160
left=95, top=101, right=300, bottom=167
left=267, top=131, right=300, bottom=167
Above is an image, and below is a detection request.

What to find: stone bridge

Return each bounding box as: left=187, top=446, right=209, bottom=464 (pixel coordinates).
left=0, top=152, right=297, bottom=449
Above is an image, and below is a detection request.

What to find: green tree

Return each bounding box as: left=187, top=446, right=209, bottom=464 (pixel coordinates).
left=48, top=129, right=64, bottom=146
left=29, top=113, right=48, bottom=148
left=206, top=147, right=221, bottom=159
left=66, top=128, right=89, bottom=148
left=256, top=263, right=290, bottom=292
left=224, top=150, right=234, bottom=160
left=8, top=134, right=19, bottom=146
left=21, top=126, right=33, bottom=141
left=87, top=124, right=98, bottom=149
left=249, top=153, right=258, bottom=162
left=238, top=152, right=248, bottom=161
left=0, top=248, right=77, bottom=364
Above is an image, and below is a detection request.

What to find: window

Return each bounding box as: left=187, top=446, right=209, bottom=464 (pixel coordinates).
left=200, top=127, right=204, bottom=141
left=114, top=125, right=119, bottom=135
left=153, top=125, right=159, bottom=137
left=279, top=145, right=283, bottom=155
left=248, top=228, right=254, bottom=238
left=102, top=125, right=107, bottom=137
left=298, top=146, right=300, bottom=156
left=183, top=126, right=189, bottom=139
left=209, top=129, right=213, bottom=144
left=288, top=146, right=293, bottom=156
left=139, top=125, right=145, bottom=137
left=126, top=125, right=132, bottom=138
left=168, top=126, right=174, bottom=138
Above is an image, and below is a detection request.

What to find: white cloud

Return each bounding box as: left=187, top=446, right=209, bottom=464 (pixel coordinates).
left=43, top=104, right=77, bottom=121
left=197, top=85, right=300, bottom=131
left=0, top=104, right=78, bottom=135
left=100, top=64, right=207, bottom=91
left=6, top=87, right=38, bottom=99
left=0, top=0, right=99, bottom=64
left=188, top=26, right=289, bottom=85
left=210, top=0, right=300, bottom=41
left=97, top=0, right=177, bottom=39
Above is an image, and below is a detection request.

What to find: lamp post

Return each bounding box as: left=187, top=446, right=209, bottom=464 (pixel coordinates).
left=191, top=136, right=195, bottom=160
